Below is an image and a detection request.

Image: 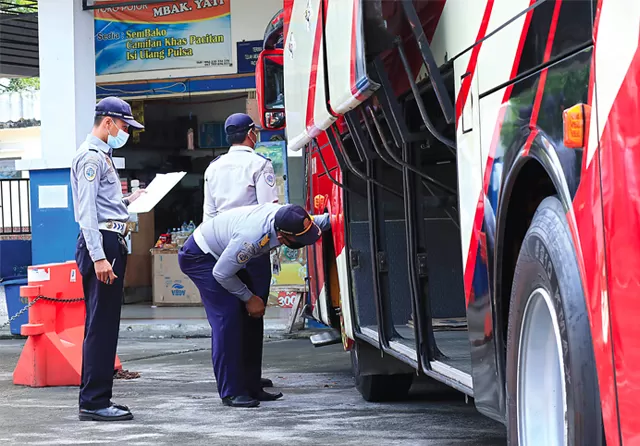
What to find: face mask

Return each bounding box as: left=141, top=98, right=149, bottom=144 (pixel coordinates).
left=107, top=125, right=130, bottom=149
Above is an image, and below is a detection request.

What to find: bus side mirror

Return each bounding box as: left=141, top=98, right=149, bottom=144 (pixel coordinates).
left=256, top=49, right=285, bottom=130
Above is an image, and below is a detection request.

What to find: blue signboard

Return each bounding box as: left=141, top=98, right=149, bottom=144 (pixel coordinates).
left=236, top=40, right=263, bottom=74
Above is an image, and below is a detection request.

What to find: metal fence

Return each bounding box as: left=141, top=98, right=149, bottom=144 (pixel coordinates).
left=0, top=179, right=31, bottom=235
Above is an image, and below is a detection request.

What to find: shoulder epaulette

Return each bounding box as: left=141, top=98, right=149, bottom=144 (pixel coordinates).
left=255, top=152, right=271, bottom=162
left=210, top=155, right=223, bottom=164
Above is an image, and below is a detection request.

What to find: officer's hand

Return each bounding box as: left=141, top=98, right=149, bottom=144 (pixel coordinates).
left=95, top=259, right=118, bottom=285
left=128, top=188, right=147, bottom=204
left=246, top=295, right=266, bottom=318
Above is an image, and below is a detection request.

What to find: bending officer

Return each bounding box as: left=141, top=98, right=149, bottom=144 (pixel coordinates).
left=178, top=203, right=330, bottom=408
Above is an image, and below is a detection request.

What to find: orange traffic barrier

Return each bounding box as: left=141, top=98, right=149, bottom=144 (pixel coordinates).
left=13, top=261, right=122, bottom=387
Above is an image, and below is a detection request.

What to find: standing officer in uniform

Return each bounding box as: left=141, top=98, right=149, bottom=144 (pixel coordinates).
left=71, top=97, right=145, bottom=422
left=178, top=203, right=330, bottom=408
left=202, top=113, right=279, bottom=399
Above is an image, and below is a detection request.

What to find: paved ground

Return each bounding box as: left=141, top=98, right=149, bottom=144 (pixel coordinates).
left=0, top=338, right=506, bottom=445
left=1, top=303, right=293, bottom=339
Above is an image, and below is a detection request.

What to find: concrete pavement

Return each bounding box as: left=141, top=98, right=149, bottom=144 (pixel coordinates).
left=0, top=304, right=293, bottom=339
left=0, top=337, right=506, bottom=445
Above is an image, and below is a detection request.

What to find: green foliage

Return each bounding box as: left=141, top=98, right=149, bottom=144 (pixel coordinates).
left=2, top=0, right=37, bottom=15
left=2, top=78, right=40, bottom=92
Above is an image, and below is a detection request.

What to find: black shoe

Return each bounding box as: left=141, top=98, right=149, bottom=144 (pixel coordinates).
left=110, top=401, right=129, bottom=411
left=260, top=377, right=273, bottom=388
left=252, top=390, right=283, bottom=401
left=79, top=406, right=134, bottom=422
left=221, top=396, right=260, bottom=408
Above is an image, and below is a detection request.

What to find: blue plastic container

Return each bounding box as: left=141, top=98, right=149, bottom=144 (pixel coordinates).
left=3, top=277, right=28, bottom=335
left=0, top=239, right=31, bottom=278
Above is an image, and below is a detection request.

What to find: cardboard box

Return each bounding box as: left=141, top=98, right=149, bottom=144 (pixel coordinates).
left=151, top=249, right=201, bottom=306
left=124, top=210, right=155, bottom=289
left=124, top=254, right=152, bottom=288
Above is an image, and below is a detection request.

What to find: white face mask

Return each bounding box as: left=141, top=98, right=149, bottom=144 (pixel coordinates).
left=248, top=128, right=257, bottom=146
left=107, top=122, right=129, bottom=149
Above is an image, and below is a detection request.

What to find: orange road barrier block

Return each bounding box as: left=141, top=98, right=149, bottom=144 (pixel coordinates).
left=13, top=261, right=122, bottom=387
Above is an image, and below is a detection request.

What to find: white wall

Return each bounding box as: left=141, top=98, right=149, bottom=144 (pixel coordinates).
left=97, top=0, right=282, bottom=83
left=0, top=91, right=41, bottom=123
left=0, top=127, right=41, bottom=160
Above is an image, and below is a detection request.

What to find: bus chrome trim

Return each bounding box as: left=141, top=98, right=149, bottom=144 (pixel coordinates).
left=430, top=360, right=474, bottom=390
left=360, top=327, right=379, bottom=342
left=389, top=341, right=418, bottom=363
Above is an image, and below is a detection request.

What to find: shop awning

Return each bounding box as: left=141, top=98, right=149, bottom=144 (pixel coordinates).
left=0, top=0, right=39, bottom=78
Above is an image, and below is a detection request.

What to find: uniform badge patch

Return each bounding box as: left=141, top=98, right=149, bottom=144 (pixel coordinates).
left=237, top=251, right=251, bottom=264
left=265, top=173, right=276, bottom=187
left=263, top=163, right=276, bottom=187
left=236, top=240, right=263, bottom=264
left=84, top=163, right=98, bottom=182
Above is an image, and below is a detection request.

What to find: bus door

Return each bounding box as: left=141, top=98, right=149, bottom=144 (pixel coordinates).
left=333, top=0, right=475, bottom=393
left=324, top=0, right=458, bottom=370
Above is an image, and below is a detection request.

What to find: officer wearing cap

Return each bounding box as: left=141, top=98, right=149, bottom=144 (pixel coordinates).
left=71, top=96, right=145, bottom=422
left=178, top=203, right=330, bottom=408
left=202, top=113, right=278, bottom=396
left=203, top=113, right=278, bottom=221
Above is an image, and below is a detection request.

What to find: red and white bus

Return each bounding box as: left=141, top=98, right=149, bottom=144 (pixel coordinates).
left=255, top=1, right=639, bottom=444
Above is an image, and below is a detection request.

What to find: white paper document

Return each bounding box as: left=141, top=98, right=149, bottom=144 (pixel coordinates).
left=127, top=172, right=187, bottom=214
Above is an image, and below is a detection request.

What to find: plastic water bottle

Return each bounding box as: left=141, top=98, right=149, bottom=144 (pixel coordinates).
left=181, top=221, right=188, bottom=232
left=188, top=220, right=196, bottom=233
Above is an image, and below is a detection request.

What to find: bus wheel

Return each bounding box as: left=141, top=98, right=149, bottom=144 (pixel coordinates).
left=351, top=340, right=413, bottom=402
left=506, top=196, right=603, bottom=445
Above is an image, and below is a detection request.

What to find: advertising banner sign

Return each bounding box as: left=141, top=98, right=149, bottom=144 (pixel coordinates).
left=255, top=140, right=288, bottom=204
left=95, top=0, right=232, bottom=76
left=254, top=140, right=305, bottom=292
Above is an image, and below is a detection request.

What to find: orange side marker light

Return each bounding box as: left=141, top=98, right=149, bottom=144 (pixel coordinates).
left=563, top=103, right=591, bottom=149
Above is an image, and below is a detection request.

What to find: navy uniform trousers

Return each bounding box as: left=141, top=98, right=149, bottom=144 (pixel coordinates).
left=178, top=236, right=271, bottom=398
left=76, top=230, right=128, bottom=410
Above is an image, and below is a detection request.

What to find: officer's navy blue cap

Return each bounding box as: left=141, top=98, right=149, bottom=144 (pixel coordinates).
left=274, top=204, right=322, bottom=246
left=95, top=97, right=144, bottom=130
left=224, top=113, right=262, bottom=136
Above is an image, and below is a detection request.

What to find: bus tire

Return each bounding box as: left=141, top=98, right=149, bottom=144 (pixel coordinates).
left=351, top=340, right=413, bottom=402
left=505, top=196, right=603, bottom=445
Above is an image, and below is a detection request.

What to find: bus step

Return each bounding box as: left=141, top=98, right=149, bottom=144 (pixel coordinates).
left=310, top=329, right=342, bottom=348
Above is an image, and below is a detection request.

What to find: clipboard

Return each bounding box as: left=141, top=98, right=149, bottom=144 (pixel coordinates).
left=127, top=172, right=187, bottom=214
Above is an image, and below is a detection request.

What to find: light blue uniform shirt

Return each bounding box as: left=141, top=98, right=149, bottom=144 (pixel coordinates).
left=202, top=145, right=278, bottom=222
left=71, top=134, right=129, bottom=262
left=193, top=203, right=330, bottom=302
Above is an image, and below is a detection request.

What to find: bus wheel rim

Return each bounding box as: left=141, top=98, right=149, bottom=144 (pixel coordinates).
left=516, top=287, right=568, bottom=446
